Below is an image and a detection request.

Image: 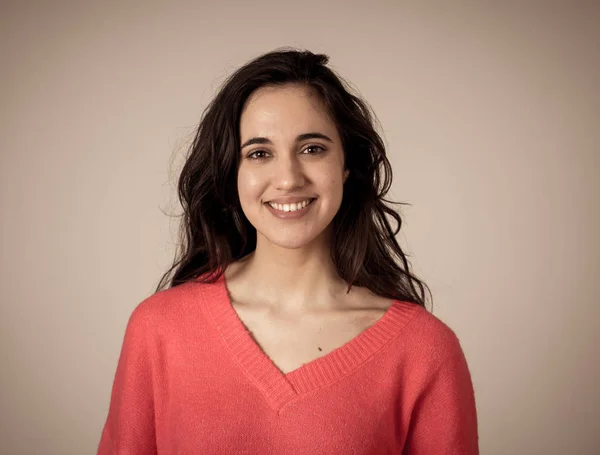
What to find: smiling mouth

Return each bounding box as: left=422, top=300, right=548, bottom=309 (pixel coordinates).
left=266, top=198, right=316, bottom=212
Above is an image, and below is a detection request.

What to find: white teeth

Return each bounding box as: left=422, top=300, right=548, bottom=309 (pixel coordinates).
left=268, top=199, right=313, bottom=212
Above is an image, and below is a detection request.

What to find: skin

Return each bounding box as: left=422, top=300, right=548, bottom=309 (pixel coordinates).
left=227, top=83, right=350, bottom=313
left=224, top=83, right=393, bottom=373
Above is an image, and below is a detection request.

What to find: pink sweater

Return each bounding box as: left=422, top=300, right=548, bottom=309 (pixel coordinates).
left=98, top=275, right=478, bottom=454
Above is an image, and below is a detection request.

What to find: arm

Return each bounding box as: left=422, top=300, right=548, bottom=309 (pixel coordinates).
left=98, top=304, right=157, bottom=455
left=403, top=335, right=479, bottom=455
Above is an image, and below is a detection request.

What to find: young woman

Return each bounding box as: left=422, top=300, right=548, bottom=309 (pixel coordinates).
left=98, top=48, right=478, bottom=454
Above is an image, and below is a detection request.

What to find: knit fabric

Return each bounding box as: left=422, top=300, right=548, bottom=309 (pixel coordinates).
left=98, top=275, right=478, bottom=454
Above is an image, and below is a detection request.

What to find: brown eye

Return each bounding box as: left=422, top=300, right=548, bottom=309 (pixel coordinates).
left=247, top=150, right=270, bottom=160
left=301, top=145, right=326, bottom=155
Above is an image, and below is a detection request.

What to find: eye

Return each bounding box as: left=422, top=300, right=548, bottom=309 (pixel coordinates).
left=247, top=150, right=270, bottom=160
left=301, top=145, right=326, bottom=155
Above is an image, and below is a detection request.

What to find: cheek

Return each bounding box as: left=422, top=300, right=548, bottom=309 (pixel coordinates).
left=319, top=167, right=345, bottom=197
left=331, top=177, right=345, bottom=200
left=320, top=154, right=346, bottom=195
left=237, top=169, right=262, bottom=203
left=315, top=175, right=345, bottom=213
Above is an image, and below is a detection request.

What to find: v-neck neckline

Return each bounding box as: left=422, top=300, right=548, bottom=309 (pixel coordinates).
left=200, top=273, right=418, bottom=411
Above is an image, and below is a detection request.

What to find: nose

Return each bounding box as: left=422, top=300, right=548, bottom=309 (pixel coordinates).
left=273, top=155, right=306, bottom=191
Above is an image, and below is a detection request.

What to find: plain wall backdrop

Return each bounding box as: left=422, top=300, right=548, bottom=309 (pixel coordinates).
left=1, top=1, right=599, bottom=454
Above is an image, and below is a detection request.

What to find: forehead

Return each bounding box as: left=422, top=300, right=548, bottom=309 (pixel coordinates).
left=239, top=84, right=336, bottom=138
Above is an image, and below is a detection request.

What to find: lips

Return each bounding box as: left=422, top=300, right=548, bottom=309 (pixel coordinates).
left=264, top=197, right=317, bottom=219
left=267, top=198, right=315, bottom=212
left=266, top=196, right=317, bottom=205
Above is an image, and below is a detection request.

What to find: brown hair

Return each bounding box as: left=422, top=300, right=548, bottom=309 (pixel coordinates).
left=157, top=47, right=430, bottom=308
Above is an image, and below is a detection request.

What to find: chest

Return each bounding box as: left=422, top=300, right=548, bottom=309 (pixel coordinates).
left=230, top=301, right=387, bottom=374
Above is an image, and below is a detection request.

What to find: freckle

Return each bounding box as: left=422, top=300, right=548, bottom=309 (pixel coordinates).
left=318, top=347, right=322, bottom=351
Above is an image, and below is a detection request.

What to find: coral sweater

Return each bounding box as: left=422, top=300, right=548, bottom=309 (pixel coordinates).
left=98, top=275, right=478, bottom=454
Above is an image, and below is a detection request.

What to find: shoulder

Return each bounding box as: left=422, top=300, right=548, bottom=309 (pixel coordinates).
left=124, top=279, right=220, bottom=334
left=393, top=301, right=467, bottom=369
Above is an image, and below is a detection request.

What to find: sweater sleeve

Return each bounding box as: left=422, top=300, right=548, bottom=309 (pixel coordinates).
left=97, top=304, right=158, bottom=455
left=403, top=333, right=479, bottom=455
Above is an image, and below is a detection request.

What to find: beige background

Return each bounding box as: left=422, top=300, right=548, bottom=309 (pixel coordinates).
left=1, top=1, right=599, bottom=454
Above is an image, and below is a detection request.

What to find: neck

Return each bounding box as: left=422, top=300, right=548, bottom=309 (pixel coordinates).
left=227, top=232, right=348, bottom=314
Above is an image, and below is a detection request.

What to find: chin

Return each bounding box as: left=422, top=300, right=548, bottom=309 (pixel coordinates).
left=265, top=236, right=319, bottom=250
left=258, top=228, right=326, bottom=251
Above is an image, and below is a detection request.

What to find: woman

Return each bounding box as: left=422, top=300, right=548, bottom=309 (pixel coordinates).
left=98, top=48, right=478, bottom=454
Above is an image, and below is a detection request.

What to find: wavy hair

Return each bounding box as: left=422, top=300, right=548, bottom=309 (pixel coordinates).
left=156, top=47, right=430, bottom=308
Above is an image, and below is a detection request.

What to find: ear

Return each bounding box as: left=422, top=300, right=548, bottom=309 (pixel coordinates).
left=343, top=169, right=350, bottom=183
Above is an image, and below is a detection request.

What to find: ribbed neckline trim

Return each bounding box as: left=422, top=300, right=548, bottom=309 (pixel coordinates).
left=200, top=273, right=419, bottom=411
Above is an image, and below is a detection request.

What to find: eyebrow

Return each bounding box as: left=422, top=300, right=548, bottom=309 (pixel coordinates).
left=240, top=132, right=333, bottom=150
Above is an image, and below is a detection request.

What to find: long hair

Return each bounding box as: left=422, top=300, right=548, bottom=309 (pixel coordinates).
left=156, top=47, right=431, bottom=308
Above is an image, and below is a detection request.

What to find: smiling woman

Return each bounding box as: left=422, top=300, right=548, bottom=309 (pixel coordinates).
left=98, top=48, right=479, bottom=454
left=236, top=84, right=349, bottom=251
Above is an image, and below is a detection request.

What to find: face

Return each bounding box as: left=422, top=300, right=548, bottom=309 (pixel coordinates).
left=237, top=84, right=349, bottom=250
